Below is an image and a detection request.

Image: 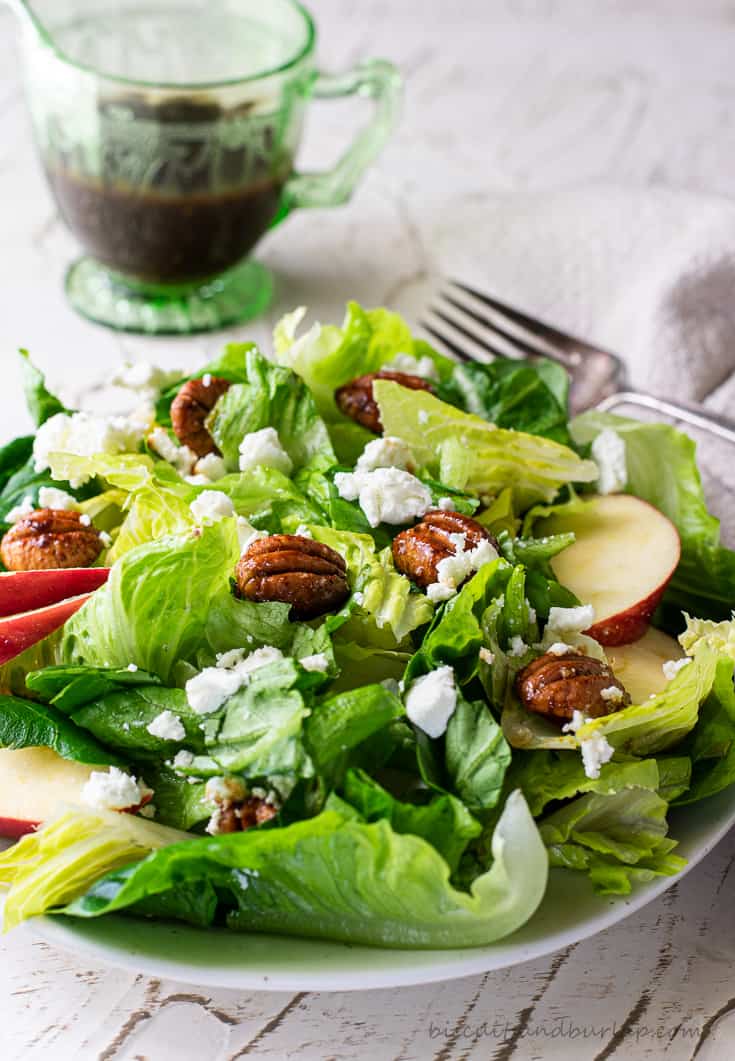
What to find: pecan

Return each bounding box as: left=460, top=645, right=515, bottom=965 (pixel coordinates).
left=235, top=534, right=350, bottom=620
left=209, top=796, right=278, bottom=834
left=1, top=509, right=102, bottom=571
left=334, top=371, right=434, bottom=433
left=170, top=376, right=231, bottom=457
left=392, top=510, right=497, bottom=588
left=515, top=652, right=630, bottom=723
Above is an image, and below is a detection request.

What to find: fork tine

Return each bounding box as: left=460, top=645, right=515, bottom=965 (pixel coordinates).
left=420, top=318, right=493, bottom=363
left=448, top=278, right=597, bottom=358
left=433, top=295, right=557, bottom=363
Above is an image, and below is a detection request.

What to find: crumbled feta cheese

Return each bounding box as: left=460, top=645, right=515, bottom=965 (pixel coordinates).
left=437, top=497, right=455, bottom=511
left=355, top=436, right=415, bottom=474
left=662, top=657, right=692, bottom=681
left=172, top=750, right=195, bottom=771
left=148, top=426, right=196, bottom=477
left=185, top=667, right=243, bottom=715
left=193, top=453, right=227, bottom=482
left=600, top=685, right=624, bottom=703
left=189, top=490, right=235, bottom=525
left=353, top=590, right=365, bottom=606
left=38, top=487, right=78, bottom=511
left=112, top=360, right=181, bottom=395
left=99, top=530, right=112, bottom=548
left=382, top=352, right=439, bottom=380
left=547, top=642, right=573, bottom=656
left=81, top=766, right=151, bottom=811
left=238, top=427, right=293, bottom=475
left=580, top=732, right=614, bottom=779
left=202, top=373, right=213, bottom=387
left=6, top=496, right=34, bottom=523
left=525, top=599, right=537, bottom=624
left=127, top=663, right=138, bottom=672
left=236, top=516, right=267, bottom=553
left=299, top=653, right=329, bottom=673
left=479, top=647, right=495, bottom=665
left=404, top=665, right=457, bottom=738
left=205, top=775, right=246, bottom=804
left=562, top=710, right=588, bottom=734
left=546, top=604, right=595, bottom=637
left=295, top=524, right=313, bottom=538
left=418, top=410, right=429, bottom=425
left=79, top=513, right=92, bottom=526
left=186, top=645, right=284, bottom=714
left=34, top=411, right=148, bottom=485
left=508, top=635, right=527, bottom=658
left=335, top=467, right=433, bottom=528
left=146, top=710, right=186, bottom=741
left=592, top=428, right=627, bottom=495
left=426, top=536, right=499, bottom=602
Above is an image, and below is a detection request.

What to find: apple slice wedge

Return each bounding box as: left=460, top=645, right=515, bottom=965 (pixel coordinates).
left=0, top=567, right=109, bottom=618
left=542, top=494, right=681, bottom=646
left=0, top=592, right=92, bottom=665
left=0, top=746, right=97, bottom=837
left=606, top=627, right=684, bottom=703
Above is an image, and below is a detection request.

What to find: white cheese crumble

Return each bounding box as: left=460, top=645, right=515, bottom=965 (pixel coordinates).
left=186, top=646, right=284, bottom=715
left=334, top=467, right=432, bottom=527
left=662, top=657, right=692, bottom=681
left=112, top=360, right=181, bottom=396
left=202, top=373, right=213, bottom=387
left=546, top=604, right=595, bottom=637
left=236, top=516, right=268, bottom=553
left=404, top=665, right=457, bottom=738
left=81, top=766, right=152, bottom=811
left=418, top=410, right=429, bottom=425
left=382, top=351, right=439, bottom=380
left=547, top=642, right=573, bottom=656
left=437, top=497, right=455, bottom=511
left=508, top=636, right=527, bottom=658
left=426, top=537, right=499, bottom=603
left=146, top=710, right=186, bottom=741
left=205, top=775, right=246, bottom=804
left=127, top=663, right=138, bottom=672
left=79, top=513, right=92, bottom=526
left=100, top=530, right=112, bottom=548
left=600, top=685, right=624, bottom=703
left=591, top=428, right=627, bottom=495
left=34, top=411, right=148, bottom=486
left=172, top=750, right=195, bottom=772
left=355, top=436, right=415, bottom=474
left=189, top=490, right=235, bottom=525
left=295, top=524, right=313, bottom=538
left=6, top=496, right=34, bottom=523
left=148, top=426, right=196, bottom=477
left=238, top=427, right=293, bottom=475
left=193, top=453, right=227, bottom=482
left=38, top=487, right=78, bottom=510
left=479, top=647, right=495, bottom=665
left=562, top=710, right=615, bottom=779
left=299, top=652, right=329, bottom=673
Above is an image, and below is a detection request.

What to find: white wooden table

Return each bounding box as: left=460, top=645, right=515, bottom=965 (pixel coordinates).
left=2, top=2, right=735, bottom=1057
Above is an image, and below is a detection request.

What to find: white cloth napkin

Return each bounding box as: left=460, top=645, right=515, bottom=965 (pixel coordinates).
left=390, top=183, right=735, bottom=538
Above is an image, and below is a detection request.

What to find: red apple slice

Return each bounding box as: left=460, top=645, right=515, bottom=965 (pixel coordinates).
left=606, top=627, right=684, bottom=703
left=0, top=568, right=109, bottom=618
left=542, top=494, right=681, bottom=646
left=0, top=592, right=92, bottom=665
left=0, top=747, right=97, bottom=837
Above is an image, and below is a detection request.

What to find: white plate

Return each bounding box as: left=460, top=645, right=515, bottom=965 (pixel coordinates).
left=22, top=785, right=735, bottom=991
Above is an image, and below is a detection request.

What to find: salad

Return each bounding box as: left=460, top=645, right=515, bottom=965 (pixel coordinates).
left=0, top=301, right=735, bottom=950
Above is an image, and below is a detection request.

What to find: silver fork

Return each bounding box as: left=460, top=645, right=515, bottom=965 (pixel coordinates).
left=421, top=278, right=735, bottom=445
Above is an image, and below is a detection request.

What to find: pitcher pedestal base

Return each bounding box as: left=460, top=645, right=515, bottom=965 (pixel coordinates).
left=65, top=258, right=274, bottom=335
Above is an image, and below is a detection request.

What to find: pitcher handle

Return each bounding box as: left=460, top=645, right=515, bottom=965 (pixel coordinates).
left=280, top=59, right=402, bottom=214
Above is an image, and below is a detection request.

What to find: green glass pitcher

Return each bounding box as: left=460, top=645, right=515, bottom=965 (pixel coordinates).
left=7, top=0, right=401, bottom=333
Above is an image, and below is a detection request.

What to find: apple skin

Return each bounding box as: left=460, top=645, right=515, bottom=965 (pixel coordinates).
left=0, top=592, right=92, bottom=665
left=585, top=583, right=667, bottom=646
left=0, top=816, right=39, bottom=838
left=0, top=568, right=109, bottom=618
left=0, top=747, right=98, bottom=839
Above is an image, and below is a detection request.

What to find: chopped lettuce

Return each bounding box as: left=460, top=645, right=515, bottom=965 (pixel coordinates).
left=374, top=381, right=597, bottom=507
left=0, top=693, right=123, bottom=766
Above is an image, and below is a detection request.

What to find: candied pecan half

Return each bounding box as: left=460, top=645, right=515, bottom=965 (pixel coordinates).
left=170, top=376, right=231, bottom=457
left=515, top=652, right=630, bottom=723
left=235, top=534, right=349, bottom=620
left=210, top=796, right=278, bottom=834
left=1, top=509, right=102, bottom=571
left=392, top=510, right=497, bottom=589
left=334, top=371, right=434, bottom=433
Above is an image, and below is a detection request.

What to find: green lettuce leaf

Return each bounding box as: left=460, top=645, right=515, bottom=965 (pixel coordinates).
left=571, top=411, right=735, bottom=621
left=306, top=683, right=404, bottom=773
left=71, top=686, right=205, bottom=757
left=374, top=380, right=597, bottom=507
left=674, top=657, right=735, bottom=804
left=19, top=349, right=68, bottom=426
left=52, top=789, right=547, bottom=948
left=25, top=664, right=161, bottom=712
left=206, top=346, right=335, bottom=473
left=0, top=693, right=122, bottom=766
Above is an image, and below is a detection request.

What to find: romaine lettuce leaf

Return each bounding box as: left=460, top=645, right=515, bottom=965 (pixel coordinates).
left=51, top=790, right=547, bottom=948
left=26, top=664, right=161, bottom=712
left=374, top=381, right=597, bottom=507
left=19, top=349, right=68, bottom=426
left=0, top=693, right=122, bottom=766
left=674, top=657, right=735, bottom=804
left=71, top=686, right=205, bottom=756
left=306, top=683, right=404, bottom=773
left=206, top=346, right=335, bottom=473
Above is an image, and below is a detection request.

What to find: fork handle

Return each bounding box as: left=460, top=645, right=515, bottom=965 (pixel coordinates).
left=597, top=390, right=735, bottom=446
